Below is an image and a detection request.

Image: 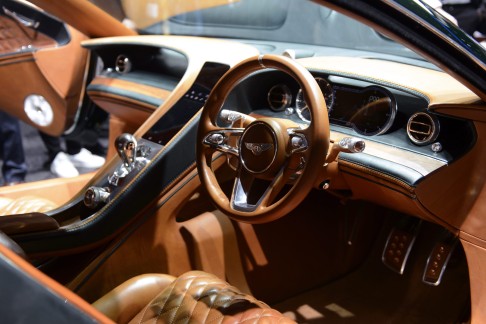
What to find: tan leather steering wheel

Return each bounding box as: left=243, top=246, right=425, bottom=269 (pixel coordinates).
left=197, top=55, right=330, bottom=223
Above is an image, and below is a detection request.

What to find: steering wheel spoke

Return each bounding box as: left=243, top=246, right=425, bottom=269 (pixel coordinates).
left=231, top=164, right=293, bottom=212
left=203, top=128, right=244, bottom=157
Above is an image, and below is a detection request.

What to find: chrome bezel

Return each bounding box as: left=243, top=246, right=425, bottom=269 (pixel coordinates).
left=315, top=77, right=335, bottom=110
left=406, top=112, right=440, bottom=145
left=267, top=84, right=292, bottom=111
left=295, top=88, right=310, bottom=123
left=351, top=86, right=397, bottom=136
left=295, top=77, right=334, bottom=124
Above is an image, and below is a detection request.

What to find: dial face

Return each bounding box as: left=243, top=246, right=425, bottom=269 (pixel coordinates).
left=295, top=77, right=334, bottom=123
left=348, top=87, right=396, bottom=136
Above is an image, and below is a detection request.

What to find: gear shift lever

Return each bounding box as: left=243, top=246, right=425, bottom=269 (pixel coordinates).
left=115, top=133, right=137, bottom=168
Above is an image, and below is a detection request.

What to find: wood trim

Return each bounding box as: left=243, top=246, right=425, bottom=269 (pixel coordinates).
left=88, top=92, right=156, bottom=112
left=89, top=76, right=172, bottom=100
left=330, top=130, right=445, bottom=176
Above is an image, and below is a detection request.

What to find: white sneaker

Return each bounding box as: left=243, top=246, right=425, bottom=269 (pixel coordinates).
left=68, top=148, right=105, bottom=169
left=50, top=152, right=79, bottom=178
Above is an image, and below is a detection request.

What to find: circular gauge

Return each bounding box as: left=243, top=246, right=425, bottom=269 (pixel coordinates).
left=295, top=77, right=334, bottom=123
left=349, top=87, right=397, bottom=136
left=267, top=84, right=292, bottom=111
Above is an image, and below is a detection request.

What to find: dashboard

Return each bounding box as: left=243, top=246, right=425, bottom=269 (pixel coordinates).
left=224, top=69, right=475, bottom=163
left=80, top=36, right=481, bottom=231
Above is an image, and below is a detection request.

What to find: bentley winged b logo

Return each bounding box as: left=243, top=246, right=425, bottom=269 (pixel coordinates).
left=245, top=142, right=274, bottom=156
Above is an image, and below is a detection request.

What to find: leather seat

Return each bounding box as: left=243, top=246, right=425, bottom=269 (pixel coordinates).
left=93, top=270, right=295, bottom=324
left=0, top=196, right=57, bottom=216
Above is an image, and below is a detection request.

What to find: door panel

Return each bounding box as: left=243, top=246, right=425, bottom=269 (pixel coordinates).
left=0, top=0, right=88, bottom=136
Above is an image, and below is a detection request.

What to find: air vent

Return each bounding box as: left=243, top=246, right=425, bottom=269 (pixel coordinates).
left=115, top=54, right=131, bottom=74
left=407, top=112, right=439, bottom=145
left=267, top=84, right=292, bottom=111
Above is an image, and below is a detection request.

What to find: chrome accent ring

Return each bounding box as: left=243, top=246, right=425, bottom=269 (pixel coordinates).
left=258, top=54, right=266, bottom=69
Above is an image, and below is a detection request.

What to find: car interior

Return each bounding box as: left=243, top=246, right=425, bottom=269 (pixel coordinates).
left=0, top=0, right=486, bottom=322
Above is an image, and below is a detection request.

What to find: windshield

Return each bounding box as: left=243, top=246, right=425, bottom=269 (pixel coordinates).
left=95, top=0, right=428, bottom=63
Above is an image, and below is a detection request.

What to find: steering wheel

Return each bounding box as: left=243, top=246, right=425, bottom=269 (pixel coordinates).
left=196, top=55, right=330, bottom=223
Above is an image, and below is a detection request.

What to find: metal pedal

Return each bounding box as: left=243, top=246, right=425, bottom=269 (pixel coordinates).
left=422, top=234, right=458, bottom=286
left=382, top=220, right=421, bottom=274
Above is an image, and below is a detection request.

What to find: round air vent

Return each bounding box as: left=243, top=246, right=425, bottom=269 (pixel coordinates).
left=115, top=54, right=132, bottom=74
left=267, top=84, right=292, bottom=111
left=407, top=112, right=440, bottom=145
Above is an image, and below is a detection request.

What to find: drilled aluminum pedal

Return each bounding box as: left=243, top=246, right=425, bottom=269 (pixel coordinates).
left=382, top=221, right=421, bottom=274
left=422, top=235, right=458, bottom=286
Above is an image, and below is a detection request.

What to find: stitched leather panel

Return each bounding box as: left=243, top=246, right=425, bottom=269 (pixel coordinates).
left=0, top=16, right=56, bottom=54
left=129, top=271, right=295, bottom=324
left=0, top=196, right=56, bottom=216
left=93, top=274, right=177, bottom=324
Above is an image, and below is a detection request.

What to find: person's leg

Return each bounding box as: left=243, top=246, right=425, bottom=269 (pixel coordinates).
left=0, top=112, right=27, bottom=184
left=66, top=138, right=105, bottom=169
left=38, top=132, right=63, bottom=162
left=65, top=139, right=82, bottom=156
left=38, top=132, right=79, bottom=178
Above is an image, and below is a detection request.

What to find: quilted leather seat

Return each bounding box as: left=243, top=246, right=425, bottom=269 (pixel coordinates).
left=0, top=196, right=57, bottom=216
left=93, top=271, right=295, bottom=324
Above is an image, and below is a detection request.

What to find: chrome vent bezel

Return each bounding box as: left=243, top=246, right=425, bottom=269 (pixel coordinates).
left=406, top=112, right=440, bottom=145
left=267, top=84, right=292, bottom=111
left=115, top=54, right=132, bottom=74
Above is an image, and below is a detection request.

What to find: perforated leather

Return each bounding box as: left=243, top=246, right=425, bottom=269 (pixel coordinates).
left=128, top=271, right=295, bottom=324
left=0, top=196, right=56, bottom=216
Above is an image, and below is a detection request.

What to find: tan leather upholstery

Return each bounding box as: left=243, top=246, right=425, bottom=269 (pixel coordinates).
left=0, top=16, right=56, bottom=54
left=93, top=274, right=177, bottom=324
left=0, top=196, right=56, bottom=216
left=94, top=271, right=295, bottom=324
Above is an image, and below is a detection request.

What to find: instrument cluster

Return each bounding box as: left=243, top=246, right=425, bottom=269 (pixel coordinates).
left=266, top=76, right=397, bottom=136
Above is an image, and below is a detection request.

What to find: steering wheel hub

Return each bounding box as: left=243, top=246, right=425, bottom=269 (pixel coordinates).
left=240, top=120, right=281, bottom=175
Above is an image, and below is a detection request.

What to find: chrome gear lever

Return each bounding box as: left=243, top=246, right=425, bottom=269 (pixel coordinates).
left=108, top=133, right=142, bottom=186
left=115, top=133, right=138, bottom=168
